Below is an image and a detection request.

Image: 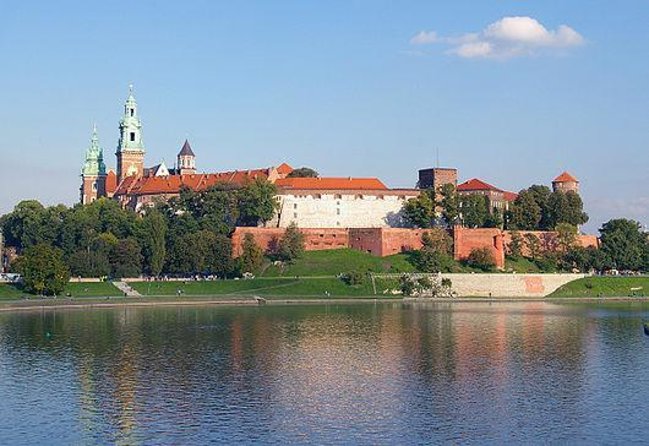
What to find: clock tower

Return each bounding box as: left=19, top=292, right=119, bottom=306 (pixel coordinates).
left=116, top=85, right=145, bottom=183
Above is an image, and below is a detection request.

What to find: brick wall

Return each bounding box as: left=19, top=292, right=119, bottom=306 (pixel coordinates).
left=231, top=227, right=349, bottom=257
left=503, top=230, right=599, bottom=257
left=453, top=226, right=505, bottom=269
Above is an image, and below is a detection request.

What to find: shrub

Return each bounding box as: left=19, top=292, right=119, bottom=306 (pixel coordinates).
left=340, top=270, right=367, bottom=286
left=275, top=223, right=305, bottom=262
left=466, top=247, right=496, bottom=272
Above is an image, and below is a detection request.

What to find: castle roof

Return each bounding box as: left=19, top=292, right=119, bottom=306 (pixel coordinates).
left=553, top=171, right=578, bottom=183
left=503, top=191, right=518, bottom=202
left=457, top=178, right=503, bottom=192
left=178, top=140, right=195, bottom=157
left=275, top=177, right=387, bottom=191
left=105, top=170, right=117, bottom=195
left=114, top=168, right=272, bottom=196
left=276, top=162, right=294, bottom=175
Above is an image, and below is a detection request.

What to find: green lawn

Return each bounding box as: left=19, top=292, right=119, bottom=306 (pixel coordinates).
left=0, top=284, right=26, bottom=300
left=550, top=276, right=649, bottom=297
left=65, top=282, right=122, bottom=297
left=504, top=257, right=542, bottom=273
left=130, top=277, right=387, bottom=297
left=259, top=249, right=415, bottom=277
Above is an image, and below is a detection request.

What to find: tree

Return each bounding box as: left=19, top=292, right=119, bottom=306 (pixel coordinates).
left=276, top=223, right=305, bottom=262
left=237, top=179, right=279, bottom=227
left=204, top=232, right=234, bottom=278
left=0, top=200, right=63, bottom=250
left=286, top=167, right=319, bottom=178
left=484, top=207, right=503, bottom=229
left=402, top=190, right=435, bottom=228
left=68, top=249, right=111, bottom=278
left=599, top=219, right=649, bottom=271
left=556, top=222, right=579, bottom=254
left=138, top=209, right=167, bottom=276
left=17, top=244, right=70, bottom=296
left=507, top=231, right=524, bottom=259
left=509, top=190, right=542, bottom=230
left=439, top=184, right=460, bottom=226
left=239, top=233, right=264, bottom=274
left=110, top=238, right=143, bottom=278
left=466, top=247, right=496, bottom=271
left=460, top=194, right=489, bottom=228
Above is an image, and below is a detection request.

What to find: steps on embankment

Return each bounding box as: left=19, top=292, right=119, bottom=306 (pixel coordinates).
left=112, top=281, right=141, bottom=297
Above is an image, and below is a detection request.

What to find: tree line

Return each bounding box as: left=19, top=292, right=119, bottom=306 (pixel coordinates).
left=1, top=179, right=306, bottom=294
left=402, top=183, right=588, bottom=230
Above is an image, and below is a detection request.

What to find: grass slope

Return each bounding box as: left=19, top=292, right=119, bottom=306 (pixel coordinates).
left=130, top=277, right=384, bottom=297
left=65, top=282, right=122, bottom=297
left=550, top=276, right=649, bottom=297
left=0, top=284, right=26, bottom=300
left=260, top=249, right=415, bottom=277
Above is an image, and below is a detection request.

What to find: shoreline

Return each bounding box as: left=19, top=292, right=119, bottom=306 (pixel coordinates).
left=0, top=294, right=648, bottom=313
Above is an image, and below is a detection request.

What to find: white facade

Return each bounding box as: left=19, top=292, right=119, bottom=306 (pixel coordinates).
left=270, top=190, right=419, bottom=228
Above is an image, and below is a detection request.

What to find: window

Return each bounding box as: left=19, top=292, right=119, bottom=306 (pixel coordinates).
left=130, top=108, right=134, bottom=117
left=356, top=194, right=363, bottom=200
left=334, top=194, right=342, bottom=199
left=293, top=213, right=297, bottom=218
left=130, top=132, right=135, bottom=142
left=337, top=208, right=341, bottom=215
left=92, top=182, right=97, bottom=191
left=293, top=203, right=298, bottom=209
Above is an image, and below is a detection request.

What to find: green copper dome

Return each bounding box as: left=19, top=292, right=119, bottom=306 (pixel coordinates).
left=82, top=125, right=106, bottom=176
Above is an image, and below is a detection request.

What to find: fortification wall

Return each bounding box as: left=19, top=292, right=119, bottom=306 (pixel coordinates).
left=503, top=230, right=599, bottom=256
left=231, top=227, right=349, bottom=257
left=453, top=227, right=505, bottom=269
left=440, top=273, right=585, bottom=297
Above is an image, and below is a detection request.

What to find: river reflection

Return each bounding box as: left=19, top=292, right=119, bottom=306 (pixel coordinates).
left=1, top=302, right=649, bottom=444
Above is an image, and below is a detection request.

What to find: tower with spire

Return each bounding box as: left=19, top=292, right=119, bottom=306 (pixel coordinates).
left=116, top=85, right=146, bottom=183
left=80, top=125, right=107, bottom=204
left=176, top=139, right=196, bottom=175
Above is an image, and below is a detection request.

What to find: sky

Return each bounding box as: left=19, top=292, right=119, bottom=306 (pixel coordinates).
left=1, top=1, right=648, bottom=232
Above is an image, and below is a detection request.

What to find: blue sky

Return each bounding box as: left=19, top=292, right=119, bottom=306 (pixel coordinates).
left=1, top=1, right=648, bottom=232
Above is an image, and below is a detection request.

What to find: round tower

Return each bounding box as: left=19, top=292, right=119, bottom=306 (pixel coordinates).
left=552, top=171, right=579, bottom=194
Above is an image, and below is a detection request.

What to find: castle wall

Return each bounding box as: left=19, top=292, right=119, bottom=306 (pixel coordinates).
left=231, top=227, right=349, bottom=257
left=272, top=191, right=418, bottom=229
left=503, top=230, right=599, bottom=257
left=453, top=227, right=505, bottom=269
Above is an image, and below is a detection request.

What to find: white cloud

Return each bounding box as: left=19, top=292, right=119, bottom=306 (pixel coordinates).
left=410, top=31, right=438, bottom=45
left=409, top=16, right=584, bottom=59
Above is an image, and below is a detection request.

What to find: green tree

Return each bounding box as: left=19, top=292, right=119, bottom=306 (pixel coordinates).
left=509, top=190, right=542, bottom=230
left=439, top=184, right=460, bottom=226
left=286, top=167, right=319, bottom=178
left=402, top=190, right=435, bottom=228
left=484, top=206, right=503, bottom=229
left=556, top=222, right=579, bottom=254
left=204, top=232, right=234, bottom=277
left=460, top=194, right=489, bottom=228
left=466, top=247, right=496, bottom=271
left=110, top=238, right=143, bottom=278
left=237, top=179, right=279, bottom=227
left=276, top=223, right=305, bottom=262
left=17, top=244, right=70, bottom=296
left=0, top=200, right=63, bottom=250
left=239, top=233, right=264, bottom=274
left=68, top=249, right=111, bottom=278
left=599, top=219, right=649, bottom=271
left=138, top=209, right=167, bottom=276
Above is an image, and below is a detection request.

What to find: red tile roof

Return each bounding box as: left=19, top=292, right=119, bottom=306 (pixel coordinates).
left=276, top=163, right=294, bottom=175
left=114, top=169, right=271, bottom=196
left=553, top=171, right=578, bottom=183
left=503, top=191, right=518, bottom=202
left=457, top=178, right=503, bottom=192
left=275, top=177, right=387, bottom=190
left=105, top=170, right=117, bottom=195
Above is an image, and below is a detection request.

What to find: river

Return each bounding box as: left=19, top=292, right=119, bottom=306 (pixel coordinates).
left=0, top=301, right=648, bottom=444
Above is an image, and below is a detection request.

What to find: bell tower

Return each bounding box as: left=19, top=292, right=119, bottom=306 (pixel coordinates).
left=80, top=125, right=107, bottom=204
left=116, top=85, right=145, bottom=183
left=177, top=139, right=196, bottom=175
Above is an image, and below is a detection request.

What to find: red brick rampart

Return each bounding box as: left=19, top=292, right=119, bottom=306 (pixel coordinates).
left=231, top=227, right=599, bottom=270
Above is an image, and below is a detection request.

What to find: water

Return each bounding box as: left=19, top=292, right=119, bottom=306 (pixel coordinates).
left=0, top=302, right=648, bottom=444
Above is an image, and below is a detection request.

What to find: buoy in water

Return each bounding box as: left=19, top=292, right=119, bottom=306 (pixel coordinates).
left=643, top=322, right=649, bottom=336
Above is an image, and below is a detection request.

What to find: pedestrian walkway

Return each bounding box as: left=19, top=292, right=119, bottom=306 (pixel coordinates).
left=112, top=281, right=141, bottom=297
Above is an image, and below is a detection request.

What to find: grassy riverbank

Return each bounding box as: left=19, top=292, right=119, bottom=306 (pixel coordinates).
left=0, top=282, right=122, bottom=299
left=131, top=277, right=400, bottom=297
left=550, top=276, right=649, bottom=297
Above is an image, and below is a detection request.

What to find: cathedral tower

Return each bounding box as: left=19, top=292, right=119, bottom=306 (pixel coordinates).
left=116, top=85, right=145, bottom=183
left=80, top=125, right=107, bottom=204
left=177, top=139, right=196, bottom=175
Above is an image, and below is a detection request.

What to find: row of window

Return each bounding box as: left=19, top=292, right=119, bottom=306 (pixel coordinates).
left=288, top=194, right=407, bottom=200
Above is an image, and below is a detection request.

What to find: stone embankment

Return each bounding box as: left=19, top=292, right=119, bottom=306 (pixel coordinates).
left=439, top=273, right=585, bottom=297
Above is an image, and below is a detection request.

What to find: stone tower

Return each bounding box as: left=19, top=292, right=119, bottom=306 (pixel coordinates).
left=552, top=171, right=579, bottom=194
left=80, top=125, right=107, bottom=204
left=116, top=85, right=145, bottom=183
left=177, top=139, right=196, bottom=175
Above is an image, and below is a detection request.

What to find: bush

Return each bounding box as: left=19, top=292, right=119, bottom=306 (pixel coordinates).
left=275, top=223, right=305, bottom=262
left=466, top=247, right=496, bottom=272
left=16, top=244, right=70, bottom=296
left=340, top=270, right=367, bottom=286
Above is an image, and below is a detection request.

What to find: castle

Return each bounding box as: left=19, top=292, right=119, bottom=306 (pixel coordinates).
left=81, top=87, right=580, bottom=233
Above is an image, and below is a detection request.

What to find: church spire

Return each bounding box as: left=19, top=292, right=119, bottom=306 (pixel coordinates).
left=82, top=124, right=106, bottom=176
left=116, top=84, right=146, bottom=181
